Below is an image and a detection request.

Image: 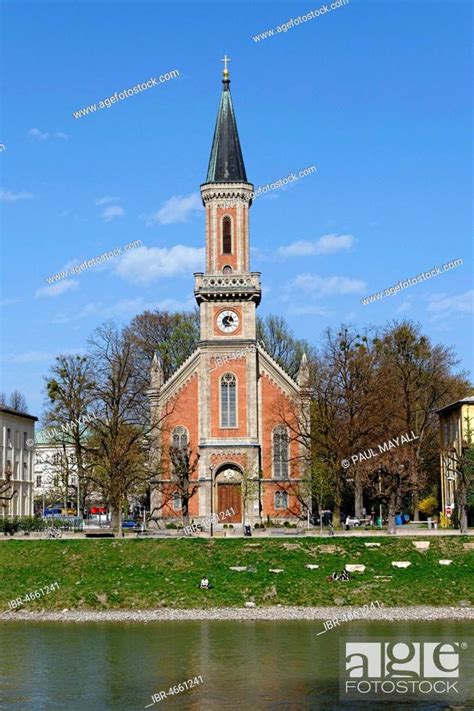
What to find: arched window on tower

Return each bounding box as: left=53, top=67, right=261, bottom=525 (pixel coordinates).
left=273, top=426, right=289, bottom=478
left=172, top=426, right=188, bottom=450
left=222, top=216, right=232, bottom=254
left=220, top=373, right=237, bottom=427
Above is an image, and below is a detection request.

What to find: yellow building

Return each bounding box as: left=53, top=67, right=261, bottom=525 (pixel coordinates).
left=437, top=396, right=474, bottom=518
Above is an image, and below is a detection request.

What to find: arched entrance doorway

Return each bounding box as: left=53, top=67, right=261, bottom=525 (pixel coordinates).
left=215, top=465, right=242, bottom=523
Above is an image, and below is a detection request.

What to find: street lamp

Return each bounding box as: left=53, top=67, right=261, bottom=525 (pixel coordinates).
left=209, top=465, right=214, bottom=538
left=378, top=474, right=382, bottom=529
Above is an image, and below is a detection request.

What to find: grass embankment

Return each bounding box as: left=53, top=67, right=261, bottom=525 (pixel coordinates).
left=0, top=536, right=472, bottom=610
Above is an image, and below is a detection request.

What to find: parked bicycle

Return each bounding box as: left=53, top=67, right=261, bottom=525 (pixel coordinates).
left=45, top=527, right=62, bottom=539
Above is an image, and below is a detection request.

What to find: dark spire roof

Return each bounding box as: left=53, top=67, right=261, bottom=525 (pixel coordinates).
left=205, top=64, right=248, bottom=184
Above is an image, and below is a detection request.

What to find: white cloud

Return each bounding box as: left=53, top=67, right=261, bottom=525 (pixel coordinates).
left=0, top=189, right=34, bottom=202
left=28, top=128, right=50, bottom=141
left=427, top=290, right=474, bottom=319
left=290, top=273, right=366, bottom=295
left=35, top=279, right=79, bottom=298
left=396, top=298, right=413, bottom=314
left=114, top=245, right=205, bottom=284
left=278, top=233, right=355, bottom=257
left=0, top=297, right=20, bottom=306
left=28, top=128, right=68, bottom=141
left=101, top=205, right=124, bottom=222
left=95, top=196, right=119, bottom=206
left=144, top=193, right=203, bottom=226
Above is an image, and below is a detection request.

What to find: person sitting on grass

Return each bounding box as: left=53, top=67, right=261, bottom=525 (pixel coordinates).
left=326, top=570, right=351, bottom=582
left=199, top=576, right=213, bottom=589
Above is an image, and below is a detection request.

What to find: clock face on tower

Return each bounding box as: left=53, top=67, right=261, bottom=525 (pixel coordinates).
left=217, top=309, right=240, bottom=333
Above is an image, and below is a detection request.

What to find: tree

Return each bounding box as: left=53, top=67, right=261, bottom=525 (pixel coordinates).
left=451, top=417, right=474, bottom=534
left=44, top=355, right=97, bottom=513
left=167, top=443, right=199, bottom=528
left=361, top=441, right=419, bottom=534
left=292, top=326, right=381, bottom=520
left=374, top=321, right=469, bottom=520
left=86, top=322, right=168, bottom=534
left=279, top=460, right=335, bottom=531
left=240, top=467, right=259, bottom=527
left=418, top=493, right=438, bottom=517
left=322, top=327, right=382, bottom=518
left=8, top=390, right=28, bottom=412
left=126, top=309, right=200, bottom=384
left=257, top=314, right=314, bottom=379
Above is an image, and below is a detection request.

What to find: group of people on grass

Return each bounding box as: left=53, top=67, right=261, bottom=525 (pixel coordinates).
left=199, top=568, right=351, bottom=589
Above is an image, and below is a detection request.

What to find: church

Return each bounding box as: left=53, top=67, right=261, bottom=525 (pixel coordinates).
left=148, top=60, right=310, bottom=528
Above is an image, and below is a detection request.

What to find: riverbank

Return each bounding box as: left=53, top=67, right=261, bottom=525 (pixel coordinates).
left=1, top=605, right=473, bottom=623
left=1, top=536, right=472, bottom=610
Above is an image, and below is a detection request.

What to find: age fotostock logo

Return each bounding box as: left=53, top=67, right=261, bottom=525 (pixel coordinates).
left=341, top=641, right=468, bottom=701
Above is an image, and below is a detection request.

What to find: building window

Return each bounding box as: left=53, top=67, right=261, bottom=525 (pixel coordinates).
left=223, top=265, right=232, bottom=274
left=222, top=216, right=232, bottom=254
left=172, top=426, right=188, bottom=450
left=220, top=373, right=237, bottom=427
left=7, top=428, right=11, bottom=447
left=451, top=419, right=458, bottom=443
left=36, top=475, right=42, bottom=488
left=23, top=462, right=28, bottom=481
left=14, top=461, right=19, bottom=478
left=443, top=421, right=449, bottom=445
left=172, top=492, right=182, bottom=510
left=275, top=490, right=288, bottom=510
left=273, top=426, right=289, bottom=478
left=23, top=432, right=28, bottom=449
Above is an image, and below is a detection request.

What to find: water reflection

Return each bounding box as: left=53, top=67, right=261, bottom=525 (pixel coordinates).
left=0, top=620, right=472, bottom=710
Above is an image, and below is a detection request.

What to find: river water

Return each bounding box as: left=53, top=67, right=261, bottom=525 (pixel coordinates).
left=0, top=620, right=472, bottom=710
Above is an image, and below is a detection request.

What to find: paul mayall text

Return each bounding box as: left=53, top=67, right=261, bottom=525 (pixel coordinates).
left=341, top=431, right=419, bottom=468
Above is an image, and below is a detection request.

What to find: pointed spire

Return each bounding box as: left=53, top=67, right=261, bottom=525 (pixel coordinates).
left=205, top=57, right=248, bottom=184
left=150, top=352, right=164, bottom=389
left=297, top=352, right=310, bottom=388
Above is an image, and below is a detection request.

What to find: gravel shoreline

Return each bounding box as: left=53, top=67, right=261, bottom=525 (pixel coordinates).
left=1, top=606, right=473, bottom=623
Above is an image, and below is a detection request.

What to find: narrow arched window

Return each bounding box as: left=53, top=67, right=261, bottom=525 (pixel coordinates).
left=275, top=490, right=288, bottom=510
left=222, top=216, right=232, bottom=254
left=173, top=491, right=182, bottom=510
left=172, top=426, right=188, bottom=450
left=220, top=373, right=237, bottom=427
left=273, top=426, right=289, bottom=478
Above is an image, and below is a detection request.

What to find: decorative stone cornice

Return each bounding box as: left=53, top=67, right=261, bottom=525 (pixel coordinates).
left=200, top=182, right=254, bottom=206
left=194, top=271, right=261, bottom=304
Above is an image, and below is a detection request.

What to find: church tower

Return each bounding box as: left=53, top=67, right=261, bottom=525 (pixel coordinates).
left=193, top=57, right=263, bottom=522
left=149, top=60, right=309, bottom=528
left=195, top=56, right=261, bottom=342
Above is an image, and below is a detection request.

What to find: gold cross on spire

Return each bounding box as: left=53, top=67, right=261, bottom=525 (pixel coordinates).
left=221, top=54, right=231, bottom=79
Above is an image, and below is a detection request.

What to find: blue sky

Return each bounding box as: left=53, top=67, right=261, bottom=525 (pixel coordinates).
left=1, top=0, right=472, bottom=416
